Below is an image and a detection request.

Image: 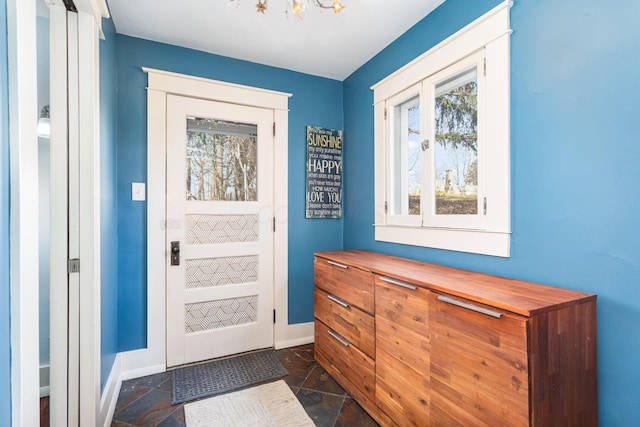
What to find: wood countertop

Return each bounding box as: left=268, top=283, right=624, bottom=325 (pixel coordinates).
left=314, top=250, right=596, bottom=317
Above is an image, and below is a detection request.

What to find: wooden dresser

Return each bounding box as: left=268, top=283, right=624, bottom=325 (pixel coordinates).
left=313, top=250, right=597, bottom=427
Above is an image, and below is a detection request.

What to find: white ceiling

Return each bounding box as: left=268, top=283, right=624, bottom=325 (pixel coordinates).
left=106, top=0, right=445, bottom=81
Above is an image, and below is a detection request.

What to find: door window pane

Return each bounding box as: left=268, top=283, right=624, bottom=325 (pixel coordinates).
left=391, top=95, right=421, bottom=216
left=186, top=117, right=258, bottom=201
left=434, top=67, right=478, bottom=215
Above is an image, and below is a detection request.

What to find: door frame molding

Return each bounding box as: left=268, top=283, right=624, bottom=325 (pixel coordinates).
left=135, top=68, right=293, bottom=373
left=7, top=0, right=39, bottom=425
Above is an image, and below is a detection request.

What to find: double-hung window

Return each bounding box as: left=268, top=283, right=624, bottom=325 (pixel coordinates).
left=373, top=2, right=512, bottom=257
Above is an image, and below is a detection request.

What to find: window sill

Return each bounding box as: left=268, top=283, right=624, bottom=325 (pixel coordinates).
left=374, top=225, right=510, bottom=257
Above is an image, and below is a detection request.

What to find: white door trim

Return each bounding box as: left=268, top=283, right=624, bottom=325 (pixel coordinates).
left=67, top=12, right=81, bottom=426
left=7, top=0, right=39, bottom=425
left=140, top=68, right=293, bottom=372
left=77, top=10, right=102, bottom=425
left=49, top=4, right=70, bottom=426
left=74, top=0, right=110, bottom=34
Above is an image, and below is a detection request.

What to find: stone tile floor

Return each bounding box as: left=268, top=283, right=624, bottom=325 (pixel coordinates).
left=108, top=344, right=379, bottom=426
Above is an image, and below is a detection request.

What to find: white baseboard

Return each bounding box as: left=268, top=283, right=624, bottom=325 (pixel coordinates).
left=275, top=321, right=314, bottom=350
left=116, top=321, right=315, bottom=378
left=99, top=354, right=122, bottom=427
left=120, top=363, right=166, bottom=382
left=97, top=321, right=315, bottom=426
left=40, top=385, right=50, bottom=398
left=98, top=351, right=166, bottom=427
left=39, top=364, right=50, bottom=397
left=118, top=347, right=166, bottom=381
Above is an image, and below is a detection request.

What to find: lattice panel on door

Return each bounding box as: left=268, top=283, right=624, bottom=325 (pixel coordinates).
left=185, top=214, right=259, bottom=245
left=185, top=296, right=258, bottom=333
left=185, top=256, right=258, bottom=289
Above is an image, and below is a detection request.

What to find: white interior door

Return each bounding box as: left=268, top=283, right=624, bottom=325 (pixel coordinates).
left=166, top=94, right=275, bottom=368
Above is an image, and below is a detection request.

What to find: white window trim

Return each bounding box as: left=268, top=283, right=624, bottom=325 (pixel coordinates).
left=372, top=0, right=512, bottom=258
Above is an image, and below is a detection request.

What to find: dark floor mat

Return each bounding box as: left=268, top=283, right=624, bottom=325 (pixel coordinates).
left=171, top=349, right=288, bottom=405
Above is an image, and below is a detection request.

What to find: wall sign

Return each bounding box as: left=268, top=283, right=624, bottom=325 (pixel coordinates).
left=305, top=126, right=343, bottom=219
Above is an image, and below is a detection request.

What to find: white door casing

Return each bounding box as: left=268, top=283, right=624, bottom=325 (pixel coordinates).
left=166, top=95, right=275, bottom=367
left=7, top=0, right=39, bottom=425
left=140, top=69, right=295, bottom=380
left=49, top=5, right=70, bottom=426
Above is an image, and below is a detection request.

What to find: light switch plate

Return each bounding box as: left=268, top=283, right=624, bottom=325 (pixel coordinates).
left=132, top=182, right=146, bottom=201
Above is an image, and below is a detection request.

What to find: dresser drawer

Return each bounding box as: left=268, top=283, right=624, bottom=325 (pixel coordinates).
left=375, top=274, right=430, bottom=336
left=429, top=292, right=529, bottom=427
left=314, top=256, right=374, bottom=314
left=315, top=320, right=375, bottom=402
left=376, top=346, right=430, bottom=427
left=314, top=288, right=375, bottom=358
left=375, top=275, right=431, bottom=426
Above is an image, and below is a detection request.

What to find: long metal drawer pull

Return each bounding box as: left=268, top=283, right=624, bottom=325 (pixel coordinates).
left=380, top=276, right=417, bottom=290
left=327, top=329, right=350, bottom=347
left=327, top=294, right=350, bottom=308
left=437, top=295, right=503, bottom=318
left=327, top=260, right=348, bottom=269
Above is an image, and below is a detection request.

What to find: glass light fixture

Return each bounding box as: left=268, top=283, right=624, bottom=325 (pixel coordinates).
left=37, top=105, right=50, bottom=139
left=330, top=0, right=344, bottom=13
left=292, top=0, right=305, bottom=18
left=239, top=0, right=345, bottom=18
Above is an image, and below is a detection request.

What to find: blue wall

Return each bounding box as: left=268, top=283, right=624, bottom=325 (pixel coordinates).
left=343, top=0, right=640, bottom=425
left=100, top=17, right=119, bottom=391
left=0, top=0, right=11, bottom=422
left=115, top=36, right=343, bottom=350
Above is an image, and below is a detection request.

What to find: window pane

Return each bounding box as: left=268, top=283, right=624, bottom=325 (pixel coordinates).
left=391, top=95, right=421, bottom=216
left=434, top=67, right=478, bottom=215
left=186, top=117, right=258, bottom=201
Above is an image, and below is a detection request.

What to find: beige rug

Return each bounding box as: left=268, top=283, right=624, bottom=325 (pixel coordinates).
left=184, top=380, right=316, bottom=427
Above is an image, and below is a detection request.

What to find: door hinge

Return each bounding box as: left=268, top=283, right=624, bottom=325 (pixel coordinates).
left=273, top=309, right=276, bottom=324
left=273, top=217, right=276, bottom=232
left=61, top=0, right=77, bottom=12
left=384, top=201, right=388, bottom=214
left=68, top=258, right=80, bottom=274
left=273, top=122, right=276, bottom=137
left=384, top=108, right=387, bottom=120
left=483, top=57, right=487, bottom=77
left=483, top=197, right=487, bottom=215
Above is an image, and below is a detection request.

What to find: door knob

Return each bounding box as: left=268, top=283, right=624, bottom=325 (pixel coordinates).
left=170, top=241, right=180, bottom=266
